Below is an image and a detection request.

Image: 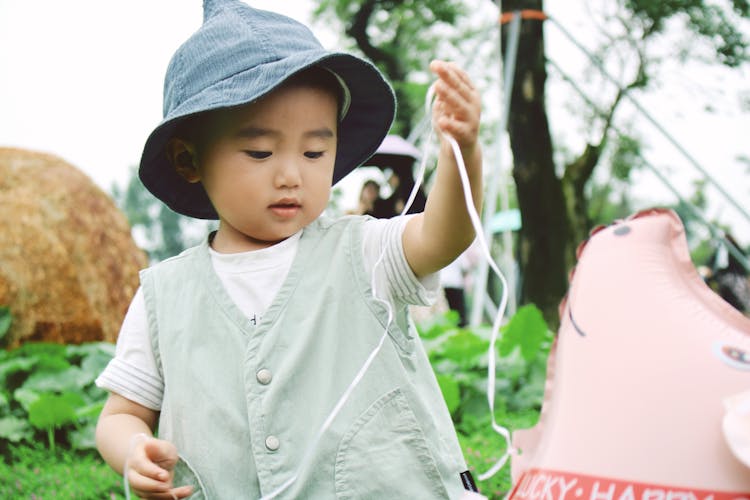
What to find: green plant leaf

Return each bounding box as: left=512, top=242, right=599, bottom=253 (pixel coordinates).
left=417, top=311, right=459, bottom=340
left=75, top=401, right=104, bottom=420
left=13, top=387, right=40, bottom=412
left=16, top=342, right=67, bottom=358
left=438, top=330, right=489, bottom=368
left=33, top=354, right=71, bottom=373
left=435, top=373, right=461, bottom=415
left=66, top=341, right=115, bottom=362
left=22, top=366, right=92, bottom=393
left=0, top=306, right=12, bottom=343
left=69, top=422, right=97, bottom=450
left=0, top=416, right=33, bottom=442
left=507, top=366, right=547, bottom=412
left=80, top=350, right=113, bottom=380
left=498, top=304, right=550, bottom=363
left=0, top=356, right=36, bottom=386
left=28, top=392, right=84, bottom=430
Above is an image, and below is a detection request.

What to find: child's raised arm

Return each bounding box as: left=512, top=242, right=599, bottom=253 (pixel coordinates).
left=403, top=60, right=483, bottom=278
left=96, top=393, right=194, bottom=499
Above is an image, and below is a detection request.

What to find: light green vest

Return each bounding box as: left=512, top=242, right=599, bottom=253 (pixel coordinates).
left=141, top=216, right=467, bottom=499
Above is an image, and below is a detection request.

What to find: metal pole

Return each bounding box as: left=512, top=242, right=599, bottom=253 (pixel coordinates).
left=470, top=7, right=522, bottom=326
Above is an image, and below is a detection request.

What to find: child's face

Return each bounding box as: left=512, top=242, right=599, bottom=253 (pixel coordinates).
left=196, top=85, right=338, bottom=251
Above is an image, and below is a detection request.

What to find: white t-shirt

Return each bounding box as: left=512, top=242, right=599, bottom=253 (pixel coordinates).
left=96, top=216, right=439, bottom=410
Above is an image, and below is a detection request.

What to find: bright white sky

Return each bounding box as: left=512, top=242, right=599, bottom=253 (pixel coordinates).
left=1, top=0, right=748, bottom=243
left=0, top=0, right=316, bottom=191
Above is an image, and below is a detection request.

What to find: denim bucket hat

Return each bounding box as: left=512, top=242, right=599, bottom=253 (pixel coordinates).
left=139, top=0, right=396, bottom=219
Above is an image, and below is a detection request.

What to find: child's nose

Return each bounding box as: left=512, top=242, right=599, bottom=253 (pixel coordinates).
left=274, top=157, right=301, bottom=188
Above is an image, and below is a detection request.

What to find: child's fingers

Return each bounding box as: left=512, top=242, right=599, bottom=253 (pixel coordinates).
left=133, top=486, right=194, bottom=500
left=432, top=85, right=480, bottom=142
left=168, top=485, right=196, bottom=499
left=430, top=59, right=481, bottom=147
left=430, top=60, right=476, bottom=103
left=432, top=59, right=473, bottom=86
left=131, top=488, right=192, bottom=500
left=436, top=115, right=476, bottom=143
left=128, top=438, right=194, bottom=498
left=451, top=64, right=475, bottom=89
left=144, top=438, right=180, bottom=471
left=430, top=61, right=480, bottom=124
left=442, top=63, right=475, bottom=101
left=433, top=80, right=477, bottom=121
left=130, top=440, right=173, bottom=482
left=129, top=472, right=194, bottom=499
left=130, top=456, right=170, bottom=483
left=127, top=467, right=173, bottom=497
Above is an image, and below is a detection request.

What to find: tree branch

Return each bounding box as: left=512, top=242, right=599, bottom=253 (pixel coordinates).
left=564, top=20, right=649, bottom=191
left=346, top=0, right=403, bottom=80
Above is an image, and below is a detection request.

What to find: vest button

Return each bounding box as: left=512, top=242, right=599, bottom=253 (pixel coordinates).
left=256, top=368, right=273, bottom=385
left=265, top=435, right=280, bottom=451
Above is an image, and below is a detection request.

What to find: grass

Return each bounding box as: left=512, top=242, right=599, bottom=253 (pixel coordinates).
left=0, top=442, right=123, bottom=499
left=1, top=425, right=531, bottom=500
left=0, top=326, right=543, bottom=499
left=458, top=409, right=540, bottom=499
left=0, top=412, right=539, bottom=499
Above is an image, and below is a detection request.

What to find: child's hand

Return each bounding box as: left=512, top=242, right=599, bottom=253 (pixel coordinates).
left=127, top=436, right=194, bottom=499
left=429, top=60, right=482, bottom=155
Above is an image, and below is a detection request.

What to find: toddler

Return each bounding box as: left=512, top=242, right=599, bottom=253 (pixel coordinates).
left=95, top=0, right=484, bottom=498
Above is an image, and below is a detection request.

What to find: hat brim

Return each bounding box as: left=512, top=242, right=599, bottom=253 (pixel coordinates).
left=139, top=51, right=395, bottom=219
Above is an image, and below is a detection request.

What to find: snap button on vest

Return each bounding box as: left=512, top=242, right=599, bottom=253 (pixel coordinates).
left=256, top=368, right=272, bottom=385
left=265, top=435, right=280, bottom=451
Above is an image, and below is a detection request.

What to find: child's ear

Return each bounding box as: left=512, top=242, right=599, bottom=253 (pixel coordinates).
left=167, top=138, right=201, bottom=183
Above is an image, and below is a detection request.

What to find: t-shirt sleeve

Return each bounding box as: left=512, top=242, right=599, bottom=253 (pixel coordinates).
left=361, top=215, right=440, bottom=306
left=95, top=287, right=163, bottom=411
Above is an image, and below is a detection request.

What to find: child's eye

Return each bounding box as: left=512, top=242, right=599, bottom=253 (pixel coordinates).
left=304, top=151, right=325, bottom=159
left=245, top=151, right=272, bottom=159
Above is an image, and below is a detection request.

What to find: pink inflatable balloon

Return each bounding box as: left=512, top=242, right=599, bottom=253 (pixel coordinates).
left=509, top=209, right=750, bottom=499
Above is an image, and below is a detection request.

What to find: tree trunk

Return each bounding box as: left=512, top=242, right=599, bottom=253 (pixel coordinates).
left=503, top=0, right=571, bottom=327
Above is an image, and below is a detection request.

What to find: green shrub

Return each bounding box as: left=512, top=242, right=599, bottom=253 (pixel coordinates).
left=0, top=303, right=551, bottom=498
left=417, top=304, right=552, bottom=497
left=0, top=341, right=113, bottom=455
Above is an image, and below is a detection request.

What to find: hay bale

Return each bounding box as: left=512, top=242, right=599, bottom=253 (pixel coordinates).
left=0, top=147, right=147, bottom=347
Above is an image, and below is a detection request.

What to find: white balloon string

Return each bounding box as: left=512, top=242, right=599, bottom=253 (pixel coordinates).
left=123, top=432, right=152, bottom=500
left=441, top=130, right=514, bottom=482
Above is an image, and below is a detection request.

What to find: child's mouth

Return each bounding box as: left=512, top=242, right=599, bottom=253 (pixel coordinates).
left=269, top=200, right=301, bottom=218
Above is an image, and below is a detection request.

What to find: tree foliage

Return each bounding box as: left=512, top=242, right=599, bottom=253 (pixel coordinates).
left=625, top=0, right=750, bottom=66
left=505, top=0, right=749, bottom=324
left=313, top=0, right=486, bottom=137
